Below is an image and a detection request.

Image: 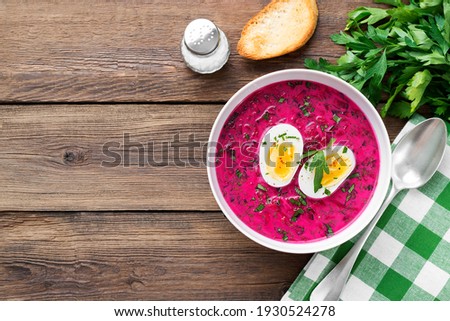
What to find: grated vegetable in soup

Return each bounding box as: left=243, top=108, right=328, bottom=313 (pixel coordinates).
left=215, top=80, right=380, bottom=243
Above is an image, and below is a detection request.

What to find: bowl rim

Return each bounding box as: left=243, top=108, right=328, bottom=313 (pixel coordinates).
left=207, top=69, right=391, bottom=253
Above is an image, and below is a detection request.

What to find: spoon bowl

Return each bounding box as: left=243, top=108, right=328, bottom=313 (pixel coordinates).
left=392, top=119, right=447, bottom=189
left=310, top=117, right=447, bottom=301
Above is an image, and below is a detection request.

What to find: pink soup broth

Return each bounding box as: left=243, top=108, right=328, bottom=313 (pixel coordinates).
left=215, top=80, right=380, bottom=243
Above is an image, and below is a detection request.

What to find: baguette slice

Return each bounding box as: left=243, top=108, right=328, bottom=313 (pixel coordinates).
left=237, top=0, right=318, bottom=60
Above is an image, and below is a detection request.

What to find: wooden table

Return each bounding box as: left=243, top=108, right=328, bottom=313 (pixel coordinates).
left=0, top=0, right=406, bottom=300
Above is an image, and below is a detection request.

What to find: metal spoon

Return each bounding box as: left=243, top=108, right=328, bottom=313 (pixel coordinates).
left=310, top=117, right=447, bottom=301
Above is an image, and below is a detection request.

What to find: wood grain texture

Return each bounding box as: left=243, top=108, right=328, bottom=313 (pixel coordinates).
left=0, top=104, right=217, bottom=211
left=0, top=211, right=311, bottom=300
left=0, top=0, right=378, bottom=102
left=0, top=104, right=406, bottom=211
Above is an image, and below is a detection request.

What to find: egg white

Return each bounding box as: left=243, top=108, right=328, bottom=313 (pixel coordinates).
left=298, top=145, right=356, bottom=198
left=259, top=124, right=304, bottom=188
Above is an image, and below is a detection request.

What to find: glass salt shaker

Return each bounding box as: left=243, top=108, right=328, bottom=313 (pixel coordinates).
left=181, top=18, right=230, bottom=74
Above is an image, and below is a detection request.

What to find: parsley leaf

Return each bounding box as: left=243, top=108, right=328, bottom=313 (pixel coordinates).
left=405, top=69, right=432, bottom=113
left=308, top=150, right=328, bottom=193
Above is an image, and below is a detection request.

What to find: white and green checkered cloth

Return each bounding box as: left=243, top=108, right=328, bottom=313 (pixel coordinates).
left=283, top=114, right=450, bottom=301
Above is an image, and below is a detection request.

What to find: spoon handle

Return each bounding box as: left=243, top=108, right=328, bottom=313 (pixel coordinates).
left=310, top=184, right=400, bottom=301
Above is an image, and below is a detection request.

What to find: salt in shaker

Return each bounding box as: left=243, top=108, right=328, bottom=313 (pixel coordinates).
left=181, top=18, right=230, bottom=74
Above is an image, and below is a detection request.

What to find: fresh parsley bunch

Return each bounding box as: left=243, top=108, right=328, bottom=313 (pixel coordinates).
left=305, top=0, right=450, bottom=120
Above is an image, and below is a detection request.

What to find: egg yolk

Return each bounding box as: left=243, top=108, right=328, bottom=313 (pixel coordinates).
left=321, top=154, right=351, bottom=187
left=268, top=143, right=295, bottom=179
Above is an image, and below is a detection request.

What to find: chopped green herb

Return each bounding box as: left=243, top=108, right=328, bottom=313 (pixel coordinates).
left=236, top=169, right=242, bottom=178
left=341, top=187, right=346, bottom=193
left=289, top=196, right=306, bottom=207
left=285, top=135, right=299, bottom=139
left=348, top=172, right=360, bottom=179
left=295, top=187, right=306, bottom=198
left=343, top=146, right=348, bottom=153
left=244, top=133, right=250, bottom=140
left=291, top=208, right=304, bottom=222
left=348, top=184, right=355, bottom=193
left=263, top=112, right=269, bottom=120
left=305, top=81, right=311, bottom=88
left=262, top=141, right=267, bottom=145
left=301, top=107, right=310, bottom=117
left=287, top=81, right=295, bottom=88
left=251, top=197, right=255, bottom=201
left=324, top=188, right=331, bottom=196
left=278, top=97, right=285, bottom=103
left=254, top=204, right=265, bottom=212
left=325, top=223, right=334, bottom=237
left=346, top=184, right=355, bottom=202
left=256, top=183, right=267, bottom=192
left=277, top=228, right=289, bottom=242
left=333, top=114, right=341, bottom=124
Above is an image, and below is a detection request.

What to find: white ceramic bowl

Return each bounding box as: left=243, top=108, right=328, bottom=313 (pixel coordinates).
left=207, top=69, right=391, bottom=253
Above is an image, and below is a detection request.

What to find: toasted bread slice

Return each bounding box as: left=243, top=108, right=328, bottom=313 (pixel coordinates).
left=237, top=0, right=318, bottom=60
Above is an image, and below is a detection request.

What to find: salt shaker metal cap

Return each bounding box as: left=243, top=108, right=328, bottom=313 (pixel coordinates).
left=184, top=19, right=220, bottom=55
left=181, top=18, right=230, bottom=74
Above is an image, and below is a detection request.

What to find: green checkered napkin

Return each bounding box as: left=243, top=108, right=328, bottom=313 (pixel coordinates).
left=283, top=114, right=450, bottom=301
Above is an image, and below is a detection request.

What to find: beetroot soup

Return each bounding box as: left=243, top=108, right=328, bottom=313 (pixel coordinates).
left=215, top=80, right=380, bottom=243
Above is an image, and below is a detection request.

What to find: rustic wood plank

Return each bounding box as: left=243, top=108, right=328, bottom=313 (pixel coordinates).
left=0, top=0, right=378, bottom=102
left=0, top=104, right=217, bottom=211
left=0, top=211, right=311, bottom=300
left=0, top=104, right=406, bottom=211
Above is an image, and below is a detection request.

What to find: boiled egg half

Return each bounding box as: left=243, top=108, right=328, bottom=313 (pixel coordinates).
left=259, top=124, right=303, bottom=187
left=298, top=145, right=356, bottom=198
